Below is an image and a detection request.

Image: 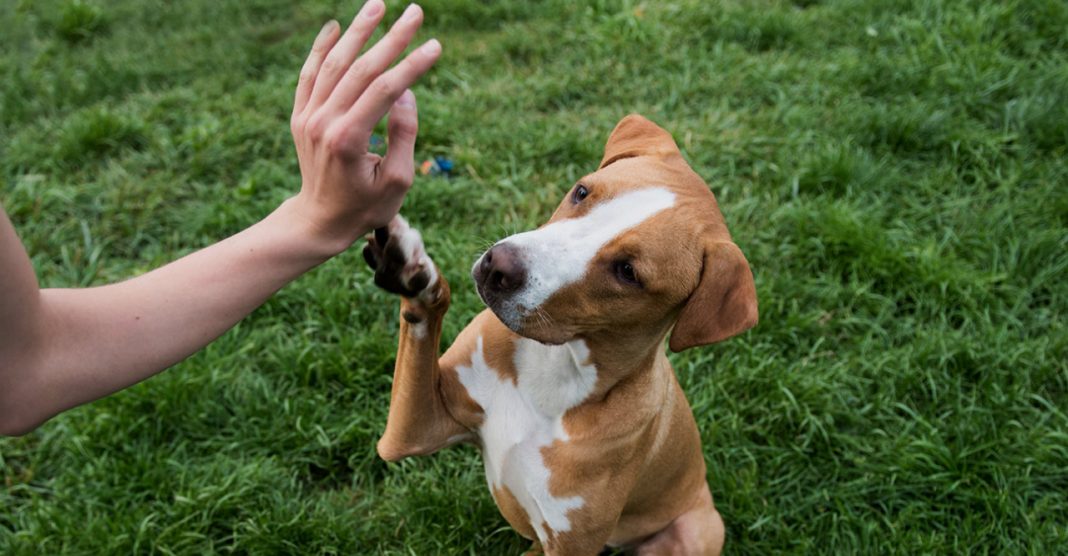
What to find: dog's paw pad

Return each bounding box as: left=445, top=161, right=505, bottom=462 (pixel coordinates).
left=364, top=216, right=438, bottom=300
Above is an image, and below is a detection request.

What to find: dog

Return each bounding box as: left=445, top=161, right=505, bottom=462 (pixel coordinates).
left=362, top=115, right=758, bottom=555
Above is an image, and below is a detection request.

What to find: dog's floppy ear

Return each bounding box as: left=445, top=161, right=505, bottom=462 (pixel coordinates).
left=669, top=241, right=758, bottom=352
left=599, top=114, right=681, bottom=169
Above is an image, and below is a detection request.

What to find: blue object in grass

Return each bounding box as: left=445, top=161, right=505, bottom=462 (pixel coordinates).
left=369, top=134, right=386, bottom=155
left=434, top=156, right=454, bottom=174
left=419, top=156, right=456, bottom=177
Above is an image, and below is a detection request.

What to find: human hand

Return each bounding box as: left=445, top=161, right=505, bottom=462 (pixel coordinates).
left=288, top=0, right=440, bottom=255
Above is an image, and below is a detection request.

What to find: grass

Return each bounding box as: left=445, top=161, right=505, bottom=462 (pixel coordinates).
left=1, top=0, right=1066, bottom=553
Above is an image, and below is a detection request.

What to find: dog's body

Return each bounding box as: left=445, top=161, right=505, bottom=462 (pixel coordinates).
left=364, top=115, right=758, bottom=555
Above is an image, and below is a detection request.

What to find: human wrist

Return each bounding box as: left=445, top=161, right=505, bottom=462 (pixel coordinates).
left=273, top=196, right=368, bottom=260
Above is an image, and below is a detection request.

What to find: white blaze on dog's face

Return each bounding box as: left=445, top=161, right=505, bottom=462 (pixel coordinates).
left=473, top=115, right=758, bottom=351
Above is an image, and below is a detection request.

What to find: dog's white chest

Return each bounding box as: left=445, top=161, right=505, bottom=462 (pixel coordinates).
left=456, top=336, right=599, bottom=542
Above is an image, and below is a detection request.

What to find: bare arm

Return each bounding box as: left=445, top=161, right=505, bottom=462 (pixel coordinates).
left=0, top=0, right=442, bottom=435
left=0, top=203, right=336, bottom=435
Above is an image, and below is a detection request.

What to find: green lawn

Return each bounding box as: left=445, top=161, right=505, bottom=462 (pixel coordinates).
left=2, top=0, right=1066, bottom=553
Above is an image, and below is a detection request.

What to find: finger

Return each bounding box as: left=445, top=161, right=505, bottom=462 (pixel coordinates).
left=324, top=3, right=424, bottom=113
left=293, top=20, right=341, bottom=116
left=345, top=39, right=440, bottom=137
left=378, top=90, right=418, bottom=191
left=307, top=0, right=387, bottom=110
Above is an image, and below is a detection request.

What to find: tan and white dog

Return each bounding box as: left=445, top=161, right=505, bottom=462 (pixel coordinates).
left=362, top=115, right=758, bottom=555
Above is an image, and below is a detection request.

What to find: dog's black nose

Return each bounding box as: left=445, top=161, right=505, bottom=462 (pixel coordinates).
left=477, top=243, right=526, bottom=294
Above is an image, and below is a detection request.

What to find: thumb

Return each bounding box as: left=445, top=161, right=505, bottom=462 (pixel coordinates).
left=379, top=89, right=418, bottom=192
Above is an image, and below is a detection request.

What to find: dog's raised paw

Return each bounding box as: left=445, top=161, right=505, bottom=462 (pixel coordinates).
left=363, top=216, right=439, bottom=302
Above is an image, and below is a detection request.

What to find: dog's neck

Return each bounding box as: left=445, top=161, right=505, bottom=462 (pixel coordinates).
left=503, top=318, right=676, bottom=414
left=574, top=323, right=675, bottom=405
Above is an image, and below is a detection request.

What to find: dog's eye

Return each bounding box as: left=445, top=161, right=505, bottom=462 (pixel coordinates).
left=614, top=261, right=640, bottom=286
left=572, top=184, right=589, bottom=204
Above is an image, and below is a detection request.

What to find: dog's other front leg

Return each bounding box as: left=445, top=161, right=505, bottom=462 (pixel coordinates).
left=363, top=216, right=470, bottom=461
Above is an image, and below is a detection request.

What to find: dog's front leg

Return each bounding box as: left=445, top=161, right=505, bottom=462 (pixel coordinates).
left=363, top=216, right=470, bottom=461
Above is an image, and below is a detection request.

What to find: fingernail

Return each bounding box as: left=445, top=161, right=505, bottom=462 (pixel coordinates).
left=362, top=0, right=383, bottom=18
left=422, top=38, right=441, bottom=55
left=396, top=89, right=415, bottom=107
left=402, top=3, right=421, bottom=22
left=317, top=20, right=338, bottom=40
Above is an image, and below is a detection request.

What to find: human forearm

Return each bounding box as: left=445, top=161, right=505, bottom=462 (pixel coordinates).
left=0, top=207, right=46, bottom=401
left=0, top=0, right=439, bottom=435
left=6, top=199, right=341, bottom=433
